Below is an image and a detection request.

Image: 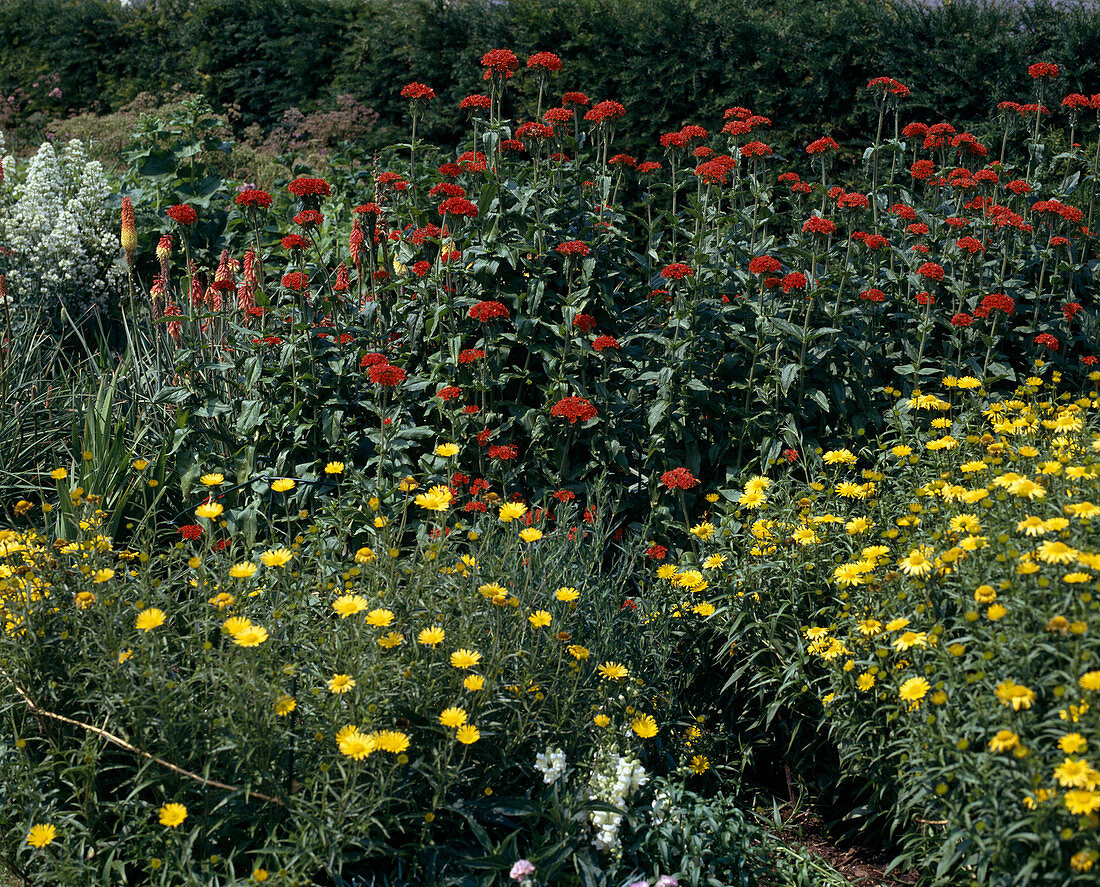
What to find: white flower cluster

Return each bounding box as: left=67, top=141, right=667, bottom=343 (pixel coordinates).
left=534, top=746, right=566, bottom=784
left=588, top=751, right=648, bottom=852
left=0, top=138, right=122, bottom=324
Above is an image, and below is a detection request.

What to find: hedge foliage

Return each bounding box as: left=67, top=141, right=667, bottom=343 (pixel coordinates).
left=3, top=0, right=1100, bottom=156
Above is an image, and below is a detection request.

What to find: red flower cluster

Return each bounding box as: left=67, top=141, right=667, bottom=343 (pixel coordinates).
left=915, top=291, right=935, bottom=306
left=287, top=176, right=331, bottom=198
left=1028, top=62, right=1059, bottom=79
left=429, top=182, right=465, bottom=200
left=438, top=197, right=479, bottom=218
left=516, top=121, right=554, bottom=140
left=469, top=300, right=510, bottom=323
left=573, top=313, right=596, bottom=333
left=550, top=396, right=598, bottom=424
left=368, top=363, right=407, bottom=386
left=458, top=348, right=486, bottom=363
left=645, top=543, right=668, bottom=560
left=400, top=82, right=435, bottom=100
left=584, top=100, right=626, bottom=123
left=488, top=444, right=518, bottom=460
left=660, top=263, right=693, bottom=280
left=837, top=191, right=869, bottom=209
left=591, top=335, right=619, bottom=352
left=956, top=236, right=984, bottom=254
left=436, top=386, right=462, bottom=401
left=976, top=292, right=1015, bottom=317
left=1033, top=199, right=1084, bottom=223
left=910, top=159, right=934, bottom=180
left=608, top=153, right=637, bottom=167
left=806, top=136, right=840, bottom=154
left=179, top=524, right=203, bottom=541
left=749, top=255, right=781, bottom=275
left=167, top=204, right=198, bottom=226
left=281, top=271, right=309, bottom=291
left=527, top=51, right=562, bottom=72
left=802, top=215, right=837, bottom=235
left=741, top=141, right=773, bottom=157
left=235, top=189, right=272, bottom=209
left=562, top=91, right=590, bottom=107
left=951, top=313, right=974, bottom=327
left=866, top=76, right=910, bottom=98
left=660, top=467, right=699, bottom=490
left=293, top=210, right=323, bottom=228
left=360, top=352, right=387, bottom=368
left=1034, top=332, right=1060, bottom=350
left=458, top=97, right=493, bottom=118
left=781, top=272, right=808, bottom=293
left=916, top=262, right=945, bottom=281
left=859, top=288, right=885, bottom=302
left=481, top=48, right=519, bottom=77
left=556, top=240, right=589, bottom=257
left=1063, top=302, right=1082, bottom=322
left=281, top=234, right=310, bottom=251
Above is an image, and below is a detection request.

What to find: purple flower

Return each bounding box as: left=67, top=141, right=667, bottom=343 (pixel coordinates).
left=510, top=859, right=536, bottom=881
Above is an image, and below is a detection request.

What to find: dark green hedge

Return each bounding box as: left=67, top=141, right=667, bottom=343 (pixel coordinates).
left=2, top=0, right=1099, bottom=157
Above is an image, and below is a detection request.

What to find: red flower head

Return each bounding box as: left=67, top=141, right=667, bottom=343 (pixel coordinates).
left=235, top=188, right=272, bottom=209
left=660, top=263, right=694, bottom=281
left=636, top=161, right=662, bottom=174
left=741, top=140, right=773, bottom=157
left=749, top=255, right=782, bottom=275
left=978, top=292, right=1015, bottom=316
left=660, top=131, right=688, bottom=149
left=951, top=312, right=973, bottom=328
left=412, top=260, right=431, bottom=277
left=694, top=158, right=732, bottom=186
left=955, top=236, right=984, bottom=254
left=360, top=352, right=387, bottom=368
left=660, top=467, right=699, bottom=490
left=609, top=153, right=637, bottom=167
left=368, top=363, right=407, bottom=386
left=293, top=210, right=323, bottom=229
left=902, top=122, right=929, bottom=139
left=469, top=300, right=510, bottom=323
left=859, top=288, right=885, bottom=303
left=333, top=263, right=351, bottom=292
left=591, top=335, right=619, bottom=352
left=430, top=182, right=466, bottom=200
left=782, top=447, right=799, bottom=463
left=400, top=81, right=436, bottom=101
left=557, top=240, right=590, bottom=257
left=806, top=136, right=840, bottom=154
left=488, top=444, right=518, bottom=460
left=458, top=348, right=486, bottom=363
left=573, top=313, right=596, bottom=333
left=544, top=107, right=573, bottom=126
left=1028, top=62, right=1059, bottom=79
left=777, top=171, right=801, bottom=183
left=802, top=215, right=837, bottom=236
left=459, top=94, right=491, bottom=112
left=1062, top=302, right=1082, bottom=322
left=863, top=234, right=889, bottom=250
left=781, top=272, right=808, bottom=293
left=645, top=543, right=668, bottom=560
left=281, top=271, right=309, bottom=291
left=906, top=222, right=930, bottom=236
left=437, top=386, right=463, bottom=401
left=527, top=51, right=562, bottom=72
left=1034, top=332, right=1060, bottom=351
left=1081, top=355, right=1098, bottom=366
left=562, top=91, right=590, bottom=107
left=516, top=121, right=554, bottom=141
left=167, top=203, right=197, bottom=226
left=837, top=191, right=870, bottom=209
left=724, top=106, right=753, bottom=120
left=916, top=262, right=945, bottom=281
left=680, top=124, right=708, bottom=142
left=287, top=176, right=331, bottom=198
left=915, top=291, right=935, bottom=306
left=867, top=76, right=911, bottom=98
left=438, top=197, right=479, bottom=218
left=179, top=524, right=204, bottom=540
left=584, top=100, right=626, bottom=124
left=1063, top=93, right=1091, bottom=111
left=500, top=139, right=526, bottom=152
left=481, top=48, right=519, bottom=78
left=551, top=396, right=598, bottom=424
left=910, top=160, right=935, bottom=180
